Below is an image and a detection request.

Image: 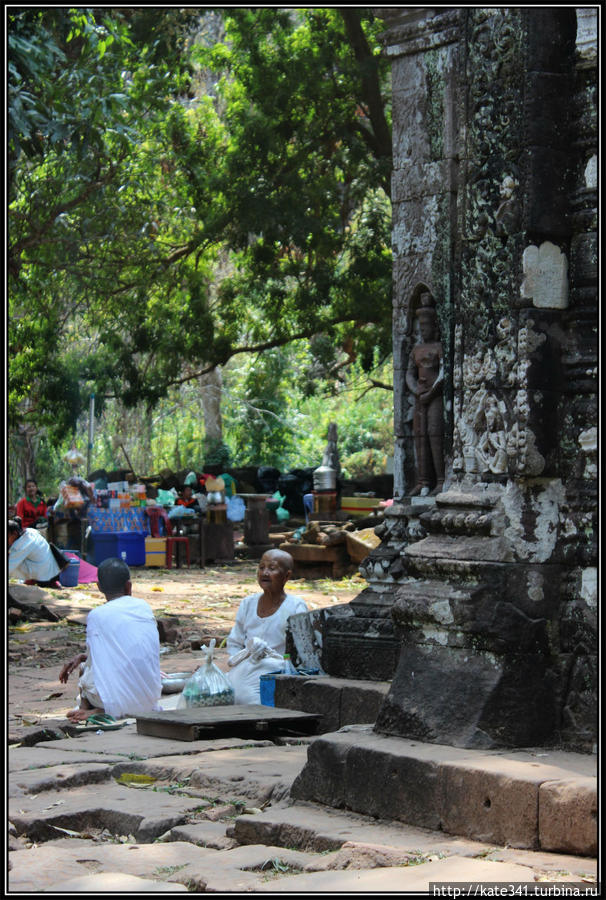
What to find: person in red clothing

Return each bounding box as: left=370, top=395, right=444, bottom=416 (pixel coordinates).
left=175, top=484, right=199, bottom=510
left=15, top=479, right=48, bottom=529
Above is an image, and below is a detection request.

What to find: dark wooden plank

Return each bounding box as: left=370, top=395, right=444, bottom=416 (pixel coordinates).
left=135, top=704, right=322, bottom=741
left=136, top=704, right=319, bottom=726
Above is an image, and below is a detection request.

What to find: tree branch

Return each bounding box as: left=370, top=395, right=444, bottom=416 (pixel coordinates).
left=340, top=10, right=392, bottom=164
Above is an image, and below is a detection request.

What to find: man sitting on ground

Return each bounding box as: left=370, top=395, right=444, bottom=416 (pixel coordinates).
left=8, top=517, right=61, bottom=588
left=59, top=557, right=162, bottom=723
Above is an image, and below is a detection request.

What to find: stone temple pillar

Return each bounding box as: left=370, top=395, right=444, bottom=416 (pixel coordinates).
left=368, top=7, right=598, bottom=750
left=303, top=8, right=597, bottom=752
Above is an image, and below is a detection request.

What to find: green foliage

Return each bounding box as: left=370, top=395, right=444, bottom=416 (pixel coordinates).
left=341, top=448, right=387, bottom=479
left=8, top=8, right=393, bottom=479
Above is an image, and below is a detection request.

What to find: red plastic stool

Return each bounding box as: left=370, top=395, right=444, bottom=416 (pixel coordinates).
left=165, top=535, right=190, bottom=569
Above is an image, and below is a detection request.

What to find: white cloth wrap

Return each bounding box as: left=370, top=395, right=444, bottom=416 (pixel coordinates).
left=225, top=592, right=308, bottom=704
left=84, top=595, right=162, bottom=719
left=8, top=528, right=60, bottom=582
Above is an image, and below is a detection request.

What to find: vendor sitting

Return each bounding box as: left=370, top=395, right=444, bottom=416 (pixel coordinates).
left=59, top=557, right=162, bottom=723
left=8, top=517, right=61, bottom=588
left=226, top=549, right=307, bottom=704
left=15, top=479, right=47, bottom=529
left=175, top=484, right=199, bottom=510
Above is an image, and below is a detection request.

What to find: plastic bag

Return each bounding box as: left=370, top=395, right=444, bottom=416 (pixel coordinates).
left=226, top=495, right=245, bottom=522
left=177, top=640, right=234, bottom=708
left=184, top=471, right=198, bottom=486
left=157, top=489, right=175, bottom=507
left=168, top=505, right=196, bottom=518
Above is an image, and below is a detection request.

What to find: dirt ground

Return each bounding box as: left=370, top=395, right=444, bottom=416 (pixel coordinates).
left=8, top=561, right=363, bottom=734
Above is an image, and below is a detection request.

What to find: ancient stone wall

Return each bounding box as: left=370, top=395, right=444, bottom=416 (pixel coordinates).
left=352, top=7, right=598, bottom=750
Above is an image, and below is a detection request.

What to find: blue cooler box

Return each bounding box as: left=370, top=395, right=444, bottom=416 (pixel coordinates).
left=93, top=532, right=147, bottom=567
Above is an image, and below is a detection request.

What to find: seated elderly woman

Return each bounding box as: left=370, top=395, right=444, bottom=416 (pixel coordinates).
left=226, top=549, right=307, bottom=704
left=8, top=517, right=62, bottom=588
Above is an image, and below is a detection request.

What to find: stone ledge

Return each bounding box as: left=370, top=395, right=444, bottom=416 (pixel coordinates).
left=290, top=732, right=597, bottom=855
left=273, top=676, right=391, bottom=733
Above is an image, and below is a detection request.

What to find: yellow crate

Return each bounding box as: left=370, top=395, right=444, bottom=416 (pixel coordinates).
left=340, top=496, right=381, bottom=517
left=145, top=536, right=166, bottom=567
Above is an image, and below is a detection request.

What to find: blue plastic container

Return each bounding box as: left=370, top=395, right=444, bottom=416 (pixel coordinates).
left=59, top=557, right=80, bottom=587
left=92, top=532, right=147, bottom=567
left=92, top=533, right=118, bottom=567
left=116, top=532, right=146, bottom=566
left=259, top=672, right=281, bottom=707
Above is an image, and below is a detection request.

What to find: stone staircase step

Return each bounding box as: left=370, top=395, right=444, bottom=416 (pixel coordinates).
left=230, top=800, right=597, bottom=884
left=274, top=675, right=391, bottom=733
left=289, top=728, right=597, bottom=856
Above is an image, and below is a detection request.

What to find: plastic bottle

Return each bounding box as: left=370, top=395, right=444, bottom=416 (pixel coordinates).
left=281, top=653, right=298, bottom=676
left=120, top=551, right=127, bottom=563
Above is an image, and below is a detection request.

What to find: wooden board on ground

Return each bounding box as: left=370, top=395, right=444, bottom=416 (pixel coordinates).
left=136, top=704, right=322, bottom=742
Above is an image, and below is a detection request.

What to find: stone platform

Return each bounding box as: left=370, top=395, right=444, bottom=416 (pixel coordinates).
left=290, top=726, right=597, bottom=856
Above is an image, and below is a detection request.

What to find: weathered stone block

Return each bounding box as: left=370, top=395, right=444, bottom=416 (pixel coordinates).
left=290, top=735, right=350, bottom=808
left=344, top=742, right=442, bottom=829
left=375, top=644, right=559, bottom=748
left=274, top=677, right=341, bottom=734
left=339, top=682, right=390, bottom=728
left=440, top=763, right=539, bottom=848
left=539, top=777, right=597, bottom=856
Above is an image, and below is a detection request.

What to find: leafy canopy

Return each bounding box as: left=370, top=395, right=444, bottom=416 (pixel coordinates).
left=8, top=8, right=392, bottom=440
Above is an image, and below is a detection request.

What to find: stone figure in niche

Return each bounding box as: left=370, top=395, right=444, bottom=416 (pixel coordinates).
left=474, top=393, right=508, bottom=474
left=406, top=293, right=445, bottom=495
left=494, top=174, right=521, bottom=237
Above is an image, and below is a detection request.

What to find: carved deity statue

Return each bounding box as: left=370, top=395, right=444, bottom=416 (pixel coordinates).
left=406, top=293, right=445, bottom=496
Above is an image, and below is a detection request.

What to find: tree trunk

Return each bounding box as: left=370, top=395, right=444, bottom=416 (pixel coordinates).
left=200, top=367, right=223, bottom=443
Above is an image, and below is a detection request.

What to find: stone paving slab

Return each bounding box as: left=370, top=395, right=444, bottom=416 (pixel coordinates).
left=7, top=837, right=318, bottom=893
left=230, top=801, right=597, bottom=880
left=8, top=781, right=206, bottom=843
left=110, top=743, right=309, bottom=805
left=231, top=801, right=498, bottom=856
left=261, top=855, right=559, bottom=892
left=56, top=872, right=188, bottom=892
left=167, top=821, right=240, bottom=849
left=172, top=843, right=320, bottom=893
left=291, top=731, right=597, bottom=853
left=9, top=762, right=113, bottom=797
left=8, top=839, right=217, bottom=892
left=32, top=726, right=275, bottom=759
left=9, top=746, right=125, bottom=771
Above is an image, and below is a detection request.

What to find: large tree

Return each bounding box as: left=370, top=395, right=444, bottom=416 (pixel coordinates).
left=8, top=8, right=392, bottom=442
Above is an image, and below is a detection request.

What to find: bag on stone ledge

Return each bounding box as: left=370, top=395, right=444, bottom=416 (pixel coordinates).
left=177, top=639, right=234, bottom=708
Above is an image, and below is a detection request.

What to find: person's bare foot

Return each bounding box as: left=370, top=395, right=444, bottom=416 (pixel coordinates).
left=67, top=706, right=104, bottom=723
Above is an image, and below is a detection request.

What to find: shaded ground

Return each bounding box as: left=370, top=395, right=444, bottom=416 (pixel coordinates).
left=8, top=561, right=363, bottom=734
left=7, top=565, right=597, bottom=892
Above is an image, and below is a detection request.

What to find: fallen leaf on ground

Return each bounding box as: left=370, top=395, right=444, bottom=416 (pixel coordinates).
left=43, top=692, right=64, bottom=701
left=151, top=587, right=164, bottom=592
left=116, top=773, right=157, bottom=786
left=43, top=800, right=65, bottom=810
left=51, top=825, right=82, bottom=837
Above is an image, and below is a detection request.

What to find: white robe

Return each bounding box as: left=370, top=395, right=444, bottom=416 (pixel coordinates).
left=82, top=595, right=162, bottom=719
left=9, top=528, right=61, bottom=583
left=226, top=592, right=308, bottom=704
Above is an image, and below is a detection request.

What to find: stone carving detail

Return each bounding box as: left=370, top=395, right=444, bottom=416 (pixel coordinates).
left=405, top=291, right=444, bottom=495
left=494, top=175, right=521, bottom=237
left=452, top=9, right=548, bottom=480
left=358, top=506, right=422, bottom=586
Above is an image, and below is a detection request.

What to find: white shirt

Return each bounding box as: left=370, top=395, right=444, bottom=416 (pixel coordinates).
left=9, top=528, right=61, bottom=582
left=86, top=594, right=162, bottom=719
left=226, top=592, right=308, bottom=658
